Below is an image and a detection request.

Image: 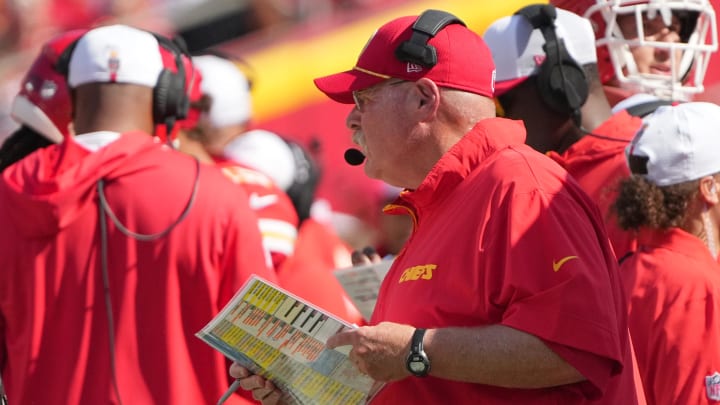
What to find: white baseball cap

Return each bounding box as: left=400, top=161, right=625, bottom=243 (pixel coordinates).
left=483, top=7, right=597, bottom=96
left=626, top=102, right=720, bottom=186
left=224, top=129, right=295, bottom=191
left=68, top=25, right=164, bottom=89
left=192, top=55, right=252, bottom=128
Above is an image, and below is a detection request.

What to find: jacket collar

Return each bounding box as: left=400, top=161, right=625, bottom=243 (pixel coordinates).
left=387, top=117, right=526, bottom=217
left=637, top=227, right=717, bottom=262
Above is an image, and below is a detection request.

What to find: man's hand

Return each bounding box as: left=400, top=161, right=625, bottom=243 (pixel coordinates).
left=229, top=363, right=284, bottom=405
left=326, top=322, right=415, bottom=382
left=351, top=246, right=382, bottom=266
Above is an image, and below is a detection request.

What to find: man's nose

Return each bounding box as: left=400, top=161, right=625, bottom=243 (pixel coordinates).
left=656, top=26, right=681, bottom=43
left=346, top=107, right=361, bottom=131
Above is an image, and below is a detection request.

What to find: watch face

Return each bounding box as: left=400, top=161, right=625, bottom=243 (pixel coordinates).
left=409, top=360, right=427, bottom=373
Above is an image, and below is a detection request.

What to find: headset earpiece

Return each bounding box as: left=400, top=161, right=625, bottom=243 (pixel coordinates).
left=150, top=34, right=190, bottom=126
left=395, top=9, right=466, bottom=68
left=515, top=4, right=588, bottom=118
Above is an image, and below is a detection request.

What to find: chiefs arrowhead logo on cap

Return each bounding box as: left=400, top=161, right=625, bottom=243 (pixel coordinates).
left=108, top=50, right=120, bottom=82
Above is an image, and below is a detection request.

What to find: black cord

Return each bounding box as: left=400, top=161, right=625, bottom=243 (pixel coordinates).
left=97, top=158, right=200, bottom=241
left=95, top=157, right=200, bottom=404
left=98, top=187, right=123, bottom=405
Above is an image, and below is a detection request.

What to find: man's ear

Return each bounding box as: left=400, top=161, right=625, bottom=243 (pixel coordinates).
left=700, top=176, right=720, bottom=204
left=413, top=78, right=440, bottom=113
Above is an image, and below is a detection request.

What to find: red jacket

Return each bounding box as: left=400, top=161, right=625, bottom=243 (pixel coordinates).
left=547, top=110, right=642, bottom=261
left=215, top=158, right=299, bottom=270
left=375, top=118, right=637, bottom=404
left=623, top=228, right=720, bottom=405
left=0, top=131, right=275, bottom=404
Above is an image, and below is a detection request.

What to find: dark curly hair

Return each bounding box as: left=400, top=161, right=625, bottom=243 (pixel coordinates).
left=613, top=175, right=699, bottom=230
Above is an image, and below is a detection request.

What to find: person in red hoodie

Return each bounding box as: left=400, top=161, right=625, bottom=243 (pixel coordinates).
left=0, top=24, right=274, bottom=405
left=231, top=10, right=637, bottom=405
left=613, top=102, right=720, bottom=404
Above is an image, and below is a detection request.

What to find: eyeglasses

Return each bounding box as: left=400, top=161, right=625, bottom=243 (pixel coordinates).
left=352, top=79, right=406, bottom=112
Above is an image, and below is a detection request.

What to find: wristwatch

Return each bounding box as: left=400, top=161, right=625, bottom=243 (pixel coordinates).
left=405, top=328, right=430, bottom=377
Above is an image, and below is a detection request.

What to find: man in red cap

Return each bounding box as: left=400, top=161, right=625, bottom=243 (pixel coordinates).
left=229, top=10, right=638, bottom=404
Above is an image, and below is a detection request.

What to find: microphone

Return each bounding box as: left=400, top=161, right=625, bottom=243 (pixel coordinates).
left=344, top=148, right=366, bottom=166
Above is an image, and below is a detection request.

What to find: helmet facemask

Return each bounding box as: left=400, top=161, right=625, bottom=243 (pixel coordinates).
left=586, top=0, right=718, bottom=100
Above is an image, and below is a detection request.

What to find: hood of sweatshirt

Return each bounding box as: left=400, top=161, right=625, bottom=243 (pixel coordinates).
left=0, top=131, right=171, bottom=237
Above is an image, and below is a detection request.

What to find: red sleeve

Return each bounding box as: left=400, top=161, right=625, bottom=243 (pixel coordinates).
left=253, top=191, right=298, bottom=271
left=484, top=188, right=626, bottom=397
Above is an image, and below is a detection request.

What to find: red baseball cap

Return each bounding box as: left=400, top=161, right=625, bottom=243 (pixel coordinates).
left=314, top=14, right=496, bottom=104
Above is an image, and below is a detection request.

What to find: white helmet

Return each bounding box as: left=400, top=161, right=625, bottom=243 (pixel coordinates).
left=556, top=0, right=718, bottom=100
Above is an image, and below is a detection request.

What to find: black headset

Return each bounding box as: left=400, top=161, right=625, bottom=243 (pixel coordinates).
left=395, top=9, right=466, bottom=68
left=515, top=4, right=589, bottom=120
left=284, top=138, right=321, bottom=224
left=55, top=29, right=191, bottom=129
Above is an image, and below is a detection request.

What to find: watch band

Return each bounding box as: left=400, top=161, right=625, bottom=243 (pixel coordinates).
left=406, top=328, right=430, bottom=377
left=411, top=328, right=427, bottom=354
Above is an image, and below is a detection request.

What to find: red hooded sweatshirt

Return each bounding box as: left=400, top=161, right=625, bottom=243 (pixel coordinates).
left=0, top=131, right=274, bottom=404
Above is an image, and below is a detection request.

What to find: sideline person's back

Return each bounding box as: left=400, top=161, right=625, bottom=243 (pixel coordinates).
left=614, top=102, right=720, bottom=405
left=484, top=5, right=643, bottom=261
left=0, top=25, right=273, bottom=405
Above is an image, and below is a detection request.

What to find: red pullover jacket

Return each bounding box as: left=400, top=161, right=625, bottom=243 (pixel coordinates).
left=0, top=131, right=275, bottom=404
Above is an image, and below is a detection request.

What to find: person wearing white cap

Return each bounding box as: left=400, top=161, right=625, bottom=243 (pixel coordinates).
left=613, top=101, right=720, bottom=405
left=484, top=4, right=645, bottom=262
left=0, top=25, right=275, bottom=405
left=189, top=53, right=254, bottom=155
left=177, top=54, right=301, bottom=273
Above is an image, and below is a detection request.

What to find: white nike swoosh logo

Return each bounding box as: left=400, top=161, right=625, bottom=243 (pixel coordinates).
left=249, top=193, right=279, bottom=210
